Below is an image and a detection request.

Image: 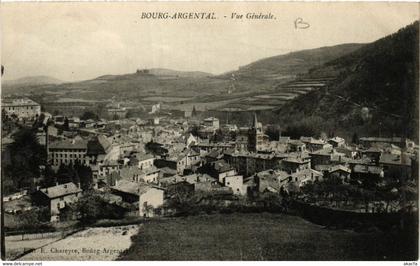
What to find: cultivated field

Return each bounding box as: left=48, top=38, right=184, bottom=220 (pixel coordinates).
left=120, top=213, right=416, bottom=260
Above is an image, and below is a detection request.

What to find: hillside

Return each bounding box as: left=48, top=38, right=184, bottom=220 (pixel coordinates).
left=148, top=68, right=212, bottom=78
left=276, top=21, right=419, bottom=141
left=219, top=43, right=365, bottom=81
left=3, top=75, right=63, bottom=87
left=1, top=43, right=363, bottom=107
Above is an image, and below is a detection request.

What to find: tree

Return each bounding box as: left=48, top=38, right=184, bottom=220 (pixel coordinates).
left=80, top=111, right=99, bottom=121
left=189, top=125, right=200, bottom=137
left=4, top=128, right=46, bottom=190
left=283, top=123, right=319, bottom=139
left=211, top=129, right=225, bottom=142
left=191, top=105, right=198, bottom=117
left=57, top=163, right=77, bottom=184
left=352, top=132, right=359, bottom=144
left=265, top=125, right=280, bottom=141
left=76, top=192, right=125, bottom=223
left=2, top=109, right=9, bottom=123
left=74, top=162, right=93, bottom=190
left=142, top=202, right=155, bottom=218
left=63, top=117, right=70, bottom=131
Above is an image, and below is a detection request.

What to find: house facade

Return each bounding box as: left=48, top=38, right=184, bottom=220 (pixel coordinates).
left=139, top=186, right=165, bottom=217
left=32, top=182, right=82, bottom=222
left=1, top=98, right=41, bottom=119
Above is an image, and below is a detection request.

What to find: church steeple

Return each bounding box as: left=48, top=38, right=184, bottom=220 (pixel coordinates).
left=252, top=112, right=258, bottom=128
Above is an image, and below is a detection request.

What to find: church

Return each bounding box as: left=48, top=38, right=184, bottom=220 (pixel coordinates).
left=248, top=113, right=267, bottom=152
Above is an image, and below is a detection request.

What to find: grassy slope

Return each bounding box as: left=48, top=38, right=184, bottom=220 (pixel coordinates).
left=276, top=21, right=419, bottom=141
left=119, top=213, right=416, bottom=260
left=220, top=43, right=364, bottom=80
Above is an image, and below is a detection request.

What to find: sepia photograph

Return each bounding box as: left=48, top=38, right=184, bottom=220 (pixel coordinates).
left=0, top=1, right=419, bottom=262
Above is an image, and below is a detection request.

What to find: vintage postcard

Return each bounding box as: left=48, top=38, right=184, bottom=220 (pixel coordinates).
left=0, top=1, right=419, bottom=262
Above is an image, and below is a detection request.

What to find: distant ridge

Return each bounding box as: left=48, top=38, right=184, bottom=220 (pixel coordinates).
left=3, top=75, right=63, bottom=86
left=94, top=68, right=212, bottom=81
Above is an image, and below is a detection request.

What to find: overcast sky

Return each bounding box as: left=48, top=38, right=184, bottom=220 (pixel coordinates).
left=1, top=2, right=418, bottom=82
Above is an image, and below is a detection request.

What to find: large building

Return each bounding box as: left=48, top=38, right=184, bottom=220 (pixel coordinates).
left=224, top=151, right=286, bottom=177
left=49, top=138, right=89, bottom=167
left=1, top=98, right=41, bottom=119
left=48, top=135, right=112, bottom=167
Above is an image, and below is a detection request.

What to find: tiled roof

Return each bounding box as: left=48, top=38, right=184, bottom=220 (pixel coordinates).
left=379, top=153, right=411, bottom=166
left=360, top=137, right=404, bottom=143
left=136, top=153, right=154, bottom=161
left=40, top=182, right=82, bottom=199
left=87, top=135, right=112, bottom=155
left=213, top=160, right=234, bottom=173
left=353, top=165, right=383, bottom=175
left=49, top=139, right=88, bottom=150
left=112, top=179, right=163, bottom=196
left=329, top=165, right=351, bottom=173
left=283, top=157, right=309, bottom=164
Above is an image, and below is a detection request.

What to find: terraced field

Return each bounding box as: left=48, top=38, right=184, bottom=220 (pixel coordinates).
left=208, top=78, right=333, bottom=112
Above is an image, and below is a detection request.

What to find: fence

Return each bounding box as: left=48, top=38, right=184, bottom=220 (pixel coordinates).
left=11, top=231, right=64, bottom=241
left=6, top=228, right=80, bottom=241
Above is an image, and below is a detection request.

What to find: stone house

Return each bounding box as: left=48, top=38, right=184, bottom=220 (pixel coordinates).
left=32, top=182, right=82, bottom=222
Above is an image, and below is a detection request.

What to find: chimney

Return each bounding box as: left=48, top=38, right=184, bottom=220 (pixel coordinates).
left=56, top=182, right=59, bottom=186
left=77, top=182, right=81, bottom=189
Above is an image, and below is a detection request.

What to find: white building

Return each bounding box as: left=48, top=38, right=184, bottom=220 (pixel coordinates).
left=34, top=182, right=82, bottom=222
left=1, top=98, right=41, bottom=119
left=203, top=117, right=220, bottom=129
left=139, top=185, right=165, bottom=217
left=137, top=154, right=155, bottom=170
left=224, top=175, right=247, bottom=196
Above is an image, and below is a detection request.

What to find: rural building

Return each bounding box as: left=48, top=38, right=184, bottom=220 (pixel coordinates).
left=203, top=117, right=220, bottom=129
left=300, top=137, right=332, bottom=151
left=224, top=175, right=247, bottom=195
left=32, top=182, right=82, bottom=222
left=137, top=153, right=155, bottom=170
left=281, top=156, right=311, bottom=174
left=139, top=185, right=165, bottom=217
left=328, top=137, right=346, bottom=148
